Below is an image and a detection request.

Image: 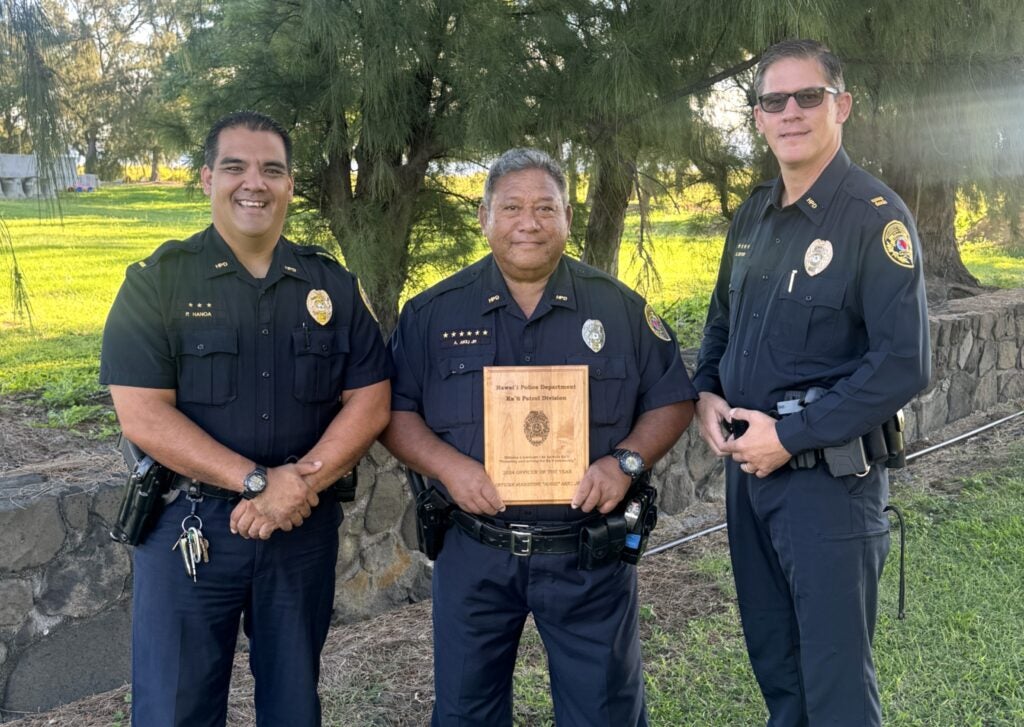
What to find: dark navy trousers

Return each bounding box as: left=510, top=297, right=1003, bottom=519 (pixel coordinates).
left=726, top=460, right=891, bottom=727
left=131, top=492, right=341, bottom=727
left=431, top=525, right=648, bottom=727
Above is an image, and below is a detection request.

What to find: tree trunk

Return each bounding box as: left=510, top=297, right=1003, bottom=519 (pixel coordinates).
left=891, top=175, right=979, bottom=288
left=581, top=152, right=633, bottom=276
left=149, top=148, right=160, bottom=182
left=84, top=134, right=99, bottom=176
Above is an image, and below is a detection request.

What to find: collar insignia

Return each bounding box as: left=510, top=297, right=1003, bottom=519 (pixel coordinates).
left=213, top=261, right=229, bottom=269
left=487, top=294, right=501, bottom=304
left=805, top=197, right=818, bottom=209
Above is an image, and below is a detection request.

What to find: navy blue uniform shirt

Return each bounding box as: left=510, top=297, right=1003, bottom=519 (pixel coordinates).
left=390, top=253, right=697, bottom=521
left=100, top=225, right=391, bottom=466
left=694, top=148, right=931, bottom=455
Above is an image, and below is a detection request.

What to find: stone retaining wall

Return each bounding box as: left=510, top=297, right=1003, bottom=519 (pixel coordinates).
left=2, top=287, right=1023, bottom=718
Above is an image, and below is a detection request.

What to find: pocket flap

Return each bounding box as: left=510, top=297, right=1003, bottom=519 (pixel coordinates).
left=176, top=328, right=237, bottom=357
left=438, top=352, right=495, bottom=379
left=565, top=354, right=626, bottom=380
left=292, top=327, right=351, bottom=357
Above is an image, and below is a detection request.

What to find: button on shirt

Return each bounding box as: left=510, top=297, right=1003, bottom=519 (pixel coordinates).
left=693, top=148, right=930, bottom=456
left=100, top=226, right=391, bottom=465
left=390, top=254, right=697, bottom=521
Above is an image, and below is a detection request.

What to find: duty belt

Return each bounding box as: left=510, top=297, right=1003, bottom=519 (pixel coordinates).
left=451, top=510, right=589, bottom=556
left=169, top=474, right=240, bottom=501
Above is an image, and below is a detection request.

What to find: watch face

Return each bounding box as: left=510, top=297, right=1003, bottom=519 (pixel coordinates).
left=245, top=470, right=268, bottom=494
left=617, top=450, right=644, bottom=476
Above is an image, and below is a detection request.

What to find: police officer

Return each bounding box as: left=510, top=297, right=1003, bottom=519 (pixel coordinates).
left=693, top=40, right=931, bottom=726
left=100, top=111, right=391, bottom=726
left=380, top=148, right=696, bottom=726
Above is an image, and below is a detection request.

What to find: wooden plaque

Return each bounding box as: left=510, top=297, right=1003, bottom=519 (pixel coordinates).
left=483, top=365, right=589, bottom=504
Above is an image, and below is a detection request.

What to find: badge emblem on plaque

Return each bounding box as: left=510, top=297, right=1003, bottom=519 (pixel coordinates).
left=523, top=411, right=551, bottom=446
left=306, top=289, right=333, bottom=325
left=582, top=319, right=606, bottom=353
left=804, top=239, right=833, bottom=276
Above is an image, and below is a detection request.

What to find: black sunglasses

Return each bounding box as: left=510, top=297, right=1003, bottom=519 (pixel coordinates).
left=756, top=86, right=839, bottom=113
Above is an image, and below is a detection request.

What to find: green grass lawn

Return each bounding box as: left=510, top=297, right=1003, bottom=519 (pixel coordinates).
left=1, top=184, right=1022, bottom=433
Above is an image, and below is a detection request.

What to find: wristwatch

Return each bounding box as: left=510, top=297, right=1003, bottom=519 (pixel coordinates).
left=242, top=466, right=268, bottom=500
left=611, top=449, right=645, bottom=480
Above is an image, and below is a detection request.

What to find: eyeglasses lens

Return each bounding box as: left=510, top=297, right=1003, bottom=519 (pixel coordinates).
left=759, top=87, right=827, bottom=113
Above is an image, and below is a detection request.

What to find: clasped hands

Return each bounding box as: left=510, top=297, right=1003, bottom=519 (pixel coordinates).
left=695, top=392, right=791, bottom=478
left=230, top=460, right=322, bottom=540
left=441, top=454, right=631, bottom=516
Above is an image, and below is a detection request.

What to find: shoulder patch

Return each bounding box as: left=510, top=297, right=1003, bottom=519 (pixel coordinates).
left=358, top=280, right=379, bottom=323
left=644, top=304, right=672, bottom=342
left=882, top=220, right=915, bottom=269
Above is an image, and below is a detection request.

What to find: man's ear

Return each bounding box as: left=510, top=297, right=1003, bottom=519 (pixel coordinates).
left=200, top=165, right=213, bottom=196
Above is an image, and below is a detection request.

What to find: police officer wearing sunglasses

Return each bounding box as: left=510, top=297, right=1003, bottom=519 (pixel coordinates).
left=693, top=40, right=930, bottom=726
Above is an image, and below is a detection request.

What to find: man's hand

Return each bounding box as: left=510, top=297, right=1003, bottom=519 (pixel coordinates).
left=695, top=392, right=733, bottom=456
left=230, top=461, right=321, bottom=535
left=720, top=408, right=792, bottom=478
left=439, top=457, right=505, bottom=516
left=572, top=456, right=631, bottom=514
left=229, top=500, right=278, bottom=540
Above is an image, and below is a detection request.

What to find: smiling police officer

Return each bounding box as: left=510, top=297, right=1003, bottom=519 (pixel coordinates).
left=382, top=148, right=696, bottom=726
left=693, top=40, right=931, bottom=726
left=100, top=111, right=391, bottom=726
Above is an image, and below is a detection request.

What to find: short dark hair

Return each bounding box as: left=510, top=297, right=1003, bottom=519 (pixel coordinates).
left=754, top=39, right=845, bottom=97
left=203, top=111, right=292, bottom=170
left=482, top=148, right=568, bottom=210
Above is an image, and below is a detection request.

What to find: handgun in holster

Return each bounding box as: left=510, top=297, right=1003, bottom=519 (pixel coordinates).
left=332, top=468, right=358, bottom=502
left=110, top=435, right=175, bottom=546
left=406, top=468, right=453, bottom=560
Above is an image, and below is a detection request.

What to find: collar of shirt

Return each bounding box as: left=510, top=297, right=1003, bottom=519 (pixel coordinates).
left=760, top=147, right=852, bottom=226
left=479, top=254, right=578, bottom=318
left=200, top=225, right=311, bottom=287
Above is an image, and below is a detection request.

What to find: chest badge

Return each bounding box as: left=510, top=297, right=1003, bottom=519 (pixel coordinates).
left=804, top=239, right=833, bottom=276
left=645, top=304, right=672, bottom=342
left=582, top=319, right=606, bottom=353
left=306, top=289, right=333, bottom=326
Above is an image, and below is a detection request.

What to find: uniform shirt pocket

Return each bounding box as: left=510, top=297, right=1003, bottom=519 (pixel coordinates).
left=425, top=351, right=496, bottom=429
left=292, top=327, right=351, bottom=403
left=174, top=327, right=238, bottom=405
left=768, top=277, right=847, bottom=354
left=566, top=354, right=629, bottom=424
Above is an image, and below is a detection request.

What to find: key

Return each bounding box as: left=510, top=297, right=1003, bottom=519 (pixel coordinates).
left=172, top=534, right=196, bottom=580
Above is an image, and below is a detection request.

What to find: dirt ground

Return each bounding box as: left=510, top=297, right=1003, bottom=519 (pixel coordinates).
left=3, top=398, right=1023, bottom=726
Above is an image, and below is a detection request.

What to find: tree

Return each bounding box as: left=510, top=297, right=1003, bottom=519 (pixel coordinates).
left=1, top=0, right=65, bottom=324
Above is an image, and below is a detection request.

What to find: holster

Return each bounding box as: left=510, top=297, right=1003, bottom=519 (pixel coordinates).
left=109, top=436, right=174, bottom=546
left=331, top=468, right=358, bottom=502
left=577, top=474, right=658, bottom=570
left=406, top=469, right=452, bottom=560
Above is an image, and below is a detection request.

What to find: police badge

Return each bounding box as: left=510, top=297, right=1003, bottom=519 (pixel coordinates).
left=306, top=289, right=333, bottom=325
left=582, top=319, right=605, bottom=353
left=804, top=239, right=833, bottom=276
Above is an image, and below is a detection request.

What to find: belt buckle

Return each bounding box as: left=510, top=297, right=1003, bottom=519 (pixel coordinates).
left=509, top=524, right=533, bottom=556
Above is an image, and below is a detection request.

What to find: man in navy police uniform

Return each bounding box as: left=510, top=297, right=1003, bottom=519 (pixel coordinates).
left=381, top=148, right=696, bottom=726
left=693, top=40, right=931, bottom=726
left=100, top=111, right=391, bottom=726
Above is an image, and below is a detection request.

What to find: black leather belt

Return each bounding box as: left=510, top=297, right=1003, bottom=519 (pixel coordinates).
left=169, top=474, right=240, bottom=501
left=451, top=510, right=585, bottom=556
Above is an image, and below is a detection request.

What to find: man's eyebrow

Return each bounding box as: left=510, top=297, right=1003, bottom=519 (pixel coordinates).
left=217, top=156, right=246, bottom=166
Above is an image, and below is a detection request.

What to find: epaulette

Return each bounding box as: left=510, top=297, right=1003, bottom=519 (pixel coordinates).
left=130, top=236, right=200, bottom=272
left=843, top=168, right=908, bottom=222
left=293, top=242, right=342, bottom=266
left=566, top=257, right=646, bottom=306
left=409, top=257, right=487, bottom=313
